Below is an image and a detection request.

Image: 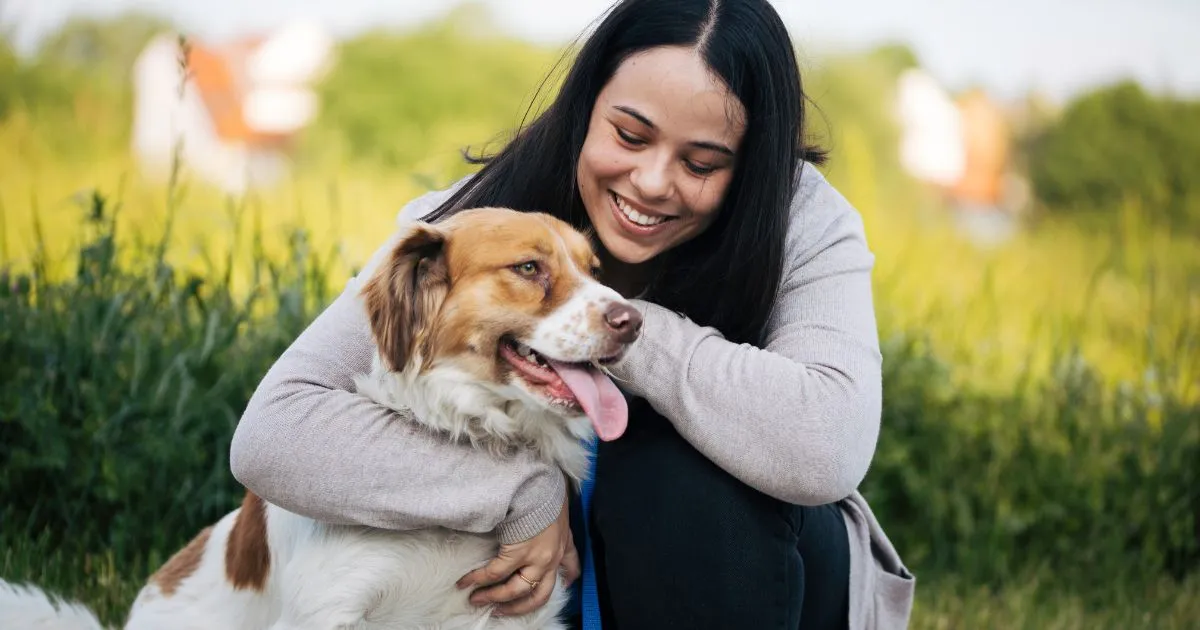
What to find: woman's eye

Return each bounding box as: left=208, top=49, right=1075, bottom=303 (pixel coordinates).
left=686, top=161, right=716, bottom=176
left=615, top=128, right=645, bottom=146
left=513, top=261, right=540, bottom=276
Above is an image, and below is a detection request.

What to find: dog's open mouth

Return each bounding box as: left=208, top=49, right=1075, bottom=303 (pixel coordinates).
left=499, top=337, right=628, bottom=441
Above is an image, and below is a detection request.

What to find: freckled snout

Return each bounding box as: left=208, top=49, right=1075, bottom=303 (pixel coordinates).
left=603, top=302, right=643, bottom=344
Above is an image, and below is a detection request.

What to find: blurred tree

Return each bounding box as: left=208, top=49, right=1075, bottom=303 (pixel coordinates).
left=1025, top=81, right=1200, bottom=228
left=0, top=36, right=73, bottom=122
left=34, top=11, right=174, bottom=86
left=298, top=9, right=559, bottom=180
left=0, top=13, right=160, bottom=157
left=0, top=37, right=18, bottom=119
left=866, top=42, right=921, bottom=78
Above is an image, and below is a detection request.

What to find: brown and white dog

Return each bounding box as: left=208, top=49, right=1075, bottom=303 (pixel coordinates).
left=0, top=207, right=641, bottom=629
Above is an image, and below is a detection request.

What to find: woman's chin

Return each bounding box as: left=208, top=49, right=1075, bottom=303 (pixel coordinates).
left=602, top=239, right=661, bottom=266
left=591, top=224, right=661, bottom=263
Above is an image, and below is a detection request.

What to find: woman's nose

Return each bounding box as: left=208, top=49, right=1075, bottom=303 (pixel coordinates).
left=630, top=152, right=674, bottom=201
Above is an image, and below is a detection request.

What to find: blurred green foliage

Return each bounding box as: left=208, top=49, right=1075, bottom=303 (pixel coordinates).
left=0, top=192, right=337, bottom=562
left=0, top=12, right=164, bottom=161
left=0, top=38, right=74, bottom=121
left=300, top=13, right=560, bottom=180
left=1025, top=81, right=1200, bottom=229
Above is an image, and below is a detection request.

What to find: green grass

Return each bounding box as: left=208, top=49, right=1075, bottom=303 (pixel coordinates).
left=911, top=572, right=1200, bottom=629
left=4, top=538, right=1197, bottom=629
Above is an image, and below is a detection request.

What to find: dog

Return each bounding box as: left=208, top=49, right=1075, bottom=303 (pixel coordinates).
left=0, top=207, right=642, bottom=629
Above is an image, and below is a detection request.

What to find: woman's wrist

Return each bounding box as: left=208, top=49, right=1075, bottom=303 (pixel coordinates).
left=495, top=466, right=567, bottom=544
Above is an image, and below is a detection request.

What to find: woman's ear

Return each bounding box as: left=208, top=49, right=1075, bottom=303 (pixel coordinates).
left=360, top=223, right=450, bottom=372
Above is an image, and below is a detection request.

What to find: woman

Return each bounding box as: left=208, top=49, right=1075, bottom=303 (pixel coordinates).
left=229, top=0, right=915, bottom=628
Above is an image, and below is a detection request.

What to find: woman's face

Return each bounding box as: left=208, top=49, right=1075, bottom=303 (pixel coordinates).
left=577, top=46, right=747, bottom=266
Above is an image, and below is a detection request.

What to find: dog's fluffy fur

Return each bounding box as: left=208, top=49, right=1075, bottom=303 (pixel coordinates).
left=0, top=208, right=642, bottom=629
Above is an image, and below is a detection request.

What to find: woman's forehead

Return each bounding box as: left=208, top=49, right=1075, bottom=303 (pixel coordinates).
left=600, top=46, right=746, bottom=146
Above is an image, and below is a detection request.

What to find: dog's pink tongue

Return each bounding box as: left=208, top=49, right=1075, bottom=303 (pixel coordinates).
left=545, top=359, right=628, bottom=441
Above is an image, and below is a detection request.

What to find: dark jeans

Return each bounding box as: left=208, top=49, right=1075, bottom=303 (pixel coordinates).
left=567, top=399, right=850, bottom=630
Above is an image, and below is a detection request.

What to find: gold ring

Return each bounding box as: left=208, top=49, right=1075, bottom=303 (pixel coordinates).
left=516, top=572, right=540, bottom=590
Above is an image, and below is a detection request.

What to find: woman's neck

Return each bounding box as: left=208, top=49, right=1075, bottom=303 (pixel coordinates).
left=599, top=249, right=658, bottom=299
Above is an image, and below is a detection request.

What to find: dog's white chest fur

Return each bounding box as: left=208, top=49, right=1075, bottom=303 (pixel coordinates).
left=355, top=355, right=596, bottom=483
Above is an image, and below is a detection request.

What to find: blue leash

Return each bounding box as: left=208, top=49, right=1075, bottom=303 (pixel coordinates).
left=579, top=436, right=602, bottom=629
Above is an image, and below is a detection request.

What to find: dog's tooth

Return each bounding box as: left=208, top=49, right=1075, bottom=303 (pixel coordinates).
left=516, top=343, right=532, bottom=357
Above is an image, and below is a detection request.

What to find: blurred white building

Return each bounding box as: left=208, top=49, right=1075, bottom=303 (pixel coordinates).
left=895, top=68, right=1016, bottom=209
left=131, top=20, right=334, bottom=194
left=895, top=67, right=1022, bottom=244
left=895, top=67, right=966, bottom=188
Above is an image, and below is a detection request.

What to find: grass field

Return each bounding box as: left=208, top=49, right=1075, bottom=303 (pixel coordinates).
left=5, top=539, right=1199, bottom=628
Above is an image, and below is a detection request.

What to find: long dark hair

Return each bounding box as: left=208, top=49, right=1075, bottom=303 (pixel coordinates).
left=424, top=0, right=825, bottom=345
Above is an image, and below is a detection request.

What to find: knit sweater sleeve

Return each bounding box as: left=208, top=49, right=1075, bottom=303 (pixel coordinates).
left=229, top=184, right=565, bottom=545
left=608, top=166, right=883, bottom=506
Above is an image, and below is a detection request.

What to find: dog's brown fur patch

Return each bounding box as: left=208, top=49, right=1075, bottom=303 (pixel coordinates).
left=362, top=223, right=450, bottom=372
left=151, top=525, right=213, bottom=597
left=224, top=492, right=271, bottom=591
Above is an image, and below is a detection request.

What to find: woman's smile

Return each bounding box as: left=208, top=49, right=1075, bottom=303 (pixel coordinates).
left=608, top=190, right=677, bottom=236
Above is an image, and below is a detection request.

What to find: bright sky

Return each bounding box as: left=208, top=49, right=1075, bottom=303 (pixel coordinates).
left=3, top=0, right=1198, bottom=102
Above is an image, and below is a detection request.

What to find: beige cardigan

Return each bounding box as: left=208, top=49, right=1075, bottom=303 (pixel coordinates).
left=230, top=164, right=915, bottom=629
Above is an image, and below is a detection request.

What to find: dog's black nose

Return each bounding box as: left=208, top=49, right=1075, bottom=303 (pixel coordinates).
left=604, top=302, right=643, bottom=343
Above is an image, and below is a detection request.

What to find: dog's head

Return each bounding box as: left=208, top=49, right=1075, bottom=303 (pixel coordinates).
left=360, top=207, right=642, bottom=445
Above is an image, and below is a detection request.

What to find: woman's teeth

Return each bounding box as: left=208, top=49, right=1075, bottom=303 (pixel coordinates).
left=614, top=194, right=668, bottom=227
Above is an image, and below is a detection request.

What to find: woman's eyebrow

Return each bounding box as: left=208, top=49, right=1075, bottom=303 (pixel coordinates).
left=689, top=140, right=735, bottom=157
left=613, top=105, right=655, bottom=128
left=612, top=105, right=735, bottom=156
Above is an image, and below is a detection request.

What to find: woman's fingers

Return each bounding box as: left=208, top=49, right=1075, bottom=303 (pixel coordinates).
left=495, top=570, right=558, bottom=616
left=459, top=490, right=574, bottom=613
left=560, top=539, right=581, bottom=587
left=457, top=552, right=519, bottom=590
left=468, top=568, right=549, bottom=608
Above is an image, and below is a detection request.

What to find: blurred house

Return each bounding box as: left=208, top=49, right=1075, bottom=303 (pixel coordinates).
left=950, top=89, right=1011, bottom=210
left=131, top=21, right=334, bottom=194
left=896, top=68, right=966, bottom=190
left=895, top=68, right=1024, bottom=244
left=896, top=68, right=1017, bottom=211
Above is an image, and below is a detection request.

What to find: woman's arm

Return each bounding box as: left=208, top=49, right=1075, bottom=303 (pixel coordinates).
left=229, top=187, right=565, bottom=545
left=609, top=167, right=882, bottom=506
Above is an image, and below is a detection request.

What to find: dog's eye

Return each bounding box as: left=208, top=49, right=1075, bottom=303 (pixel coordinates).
left=513, top=261, right=540, bottom=277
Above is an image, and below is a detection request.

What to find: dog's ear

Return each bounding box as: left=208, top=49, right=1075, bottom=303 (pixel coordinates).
left=361, top=223, right=450, bottom=372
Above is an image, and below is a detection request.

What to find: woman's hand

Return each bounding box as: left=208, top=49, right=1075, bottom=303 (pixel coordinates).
left=457, top=493, right=580, bottom=616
